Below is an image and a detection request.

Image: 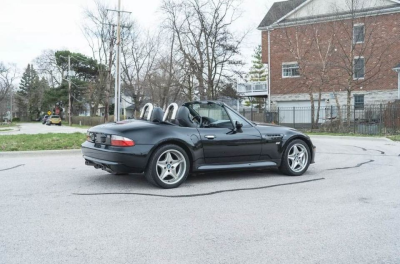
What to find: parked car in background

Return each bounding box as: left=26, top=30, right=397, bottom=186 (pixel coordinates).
left=46, top=115, right=62, bottom=126
left=42, top=115, right=49, bottom=124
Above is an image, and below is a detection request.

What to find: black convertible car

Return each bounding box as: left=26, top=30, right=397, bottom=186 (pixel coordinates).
left=82, top=101, right=315, bottom=188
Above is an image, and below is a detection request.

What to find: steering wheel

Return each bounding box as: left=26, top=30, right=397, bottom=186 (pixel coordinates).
left=191, top=115, right=203, bottom=127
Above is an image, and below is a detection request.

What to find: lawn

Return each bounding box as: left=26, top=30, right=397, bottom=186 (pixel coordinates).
left=306, top=132, right=400, bottom=141
left=0, top=133, right=86, bottom=151
left=388, top=135, right=400, bottom=141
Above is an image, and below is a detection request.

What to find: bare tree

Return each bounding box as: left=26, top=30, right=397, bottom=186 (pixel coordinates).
left=120, top=24, right=159, bottom=116
left=0, top=63, right=17, bottom=105
left=82, top=0, right=117, bottom=121
left=161, top=0, right=245, bottom=100
left=331, top=0, right=392, bottom=126
left=34, top=50, right=64, bottom=88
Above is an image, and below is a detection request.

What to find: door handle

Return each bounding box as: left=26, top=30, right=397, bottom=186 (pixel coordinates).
left=205, top=135, right=216, bottom=140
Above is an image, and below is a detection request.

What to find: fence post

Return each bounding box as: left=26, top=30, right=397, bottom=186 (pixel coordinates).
left=278, top=107, right=280, bottom=125
left=379, top=104, right=383, bottom=135
left=353, top=105, right=356, bottom=134
left=330, top=105, right=333, bottom=125
left=293, top=106, right=296, bottom=129
left=251, top=105, right=254, bottom=121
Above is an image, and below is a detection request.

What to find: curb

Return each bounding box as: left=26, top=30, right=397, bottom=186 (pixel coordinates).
left=309, top=135, right=392, bottom=142
left=0, top=149, right=82, bottom=158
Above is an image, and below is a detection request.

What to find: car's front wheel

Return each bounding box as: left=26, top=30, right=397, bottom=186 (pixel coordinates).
left=279, top=139, right=311, bottom=176
left=145, top=144, right=189, bottom=189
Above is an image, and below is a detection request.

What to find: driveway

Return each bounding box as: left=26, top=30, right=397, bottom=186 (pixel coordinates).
left=0, top=136, right=399, bottom=263
left=1, top=122, right=87, bottom=135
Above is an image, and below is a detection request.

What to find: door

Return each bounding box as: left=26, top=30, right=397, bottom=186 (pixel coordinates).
left=191, top=103, right=262, bottom=164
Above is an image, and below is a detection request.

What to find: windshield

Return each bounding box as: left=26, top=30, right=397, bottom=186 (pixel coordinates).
left=185, top=102, right=233, bottom=129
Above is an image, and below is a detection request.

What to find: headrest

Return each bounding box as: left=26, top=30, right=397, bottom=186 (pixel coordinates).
left=176, top=106, right=197, bottom=127
left=151, top=107, right=164, bottom=123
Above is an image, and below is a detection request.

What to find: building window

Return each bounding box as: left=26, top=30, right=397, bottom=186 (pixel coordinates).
left=354, top=57, right=365, bottom=79
left=282, top=62, right=300, bottom=78
left=354, top=94, right=364, bottom=110
left=353, top=24, right=365, bottom=44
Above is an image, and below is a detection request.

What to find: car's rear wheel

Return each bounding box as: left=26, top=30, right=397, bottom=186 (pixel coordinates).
left=279, top=139, right=311, bottom=176
left=145, top=144, right=189, bottom=189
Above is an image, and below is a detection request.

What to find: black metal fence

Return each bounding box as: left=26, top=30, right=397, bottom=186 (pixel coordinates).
left=241, top=104, right=400, bottom=135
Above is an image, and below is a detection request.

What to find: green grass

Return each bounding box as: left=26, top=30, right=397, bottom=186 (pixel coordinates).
left=305, top=132, right=383, bottom=137
left=0, top=129, right=13, bottom=132
left=0, top=123, right=17, bottom=128
left=0, top=133, right=86, bottom=152
left=388, top=135, right=400, bottom=141
left=306, top=132, right=400, bottom=141
left=65, top=123, right=92, bottom=129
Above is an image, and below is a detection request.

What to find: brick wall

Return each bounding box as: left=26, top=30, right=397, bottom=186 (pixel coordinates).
left=261, top=12, right=400, bottom=98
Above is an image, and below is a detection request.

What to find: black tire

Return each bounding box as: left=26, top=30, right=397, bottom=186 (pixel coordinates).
left=145, top=144, right=190, bottom=189
left=279, top=139, right=311, bottom=176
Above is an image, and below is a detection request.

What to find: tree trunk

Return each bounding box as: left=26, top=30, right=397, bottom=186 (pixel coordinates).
left=346, top=89, right=352, bottom=127
left=315, top=91, right=322, bottom=129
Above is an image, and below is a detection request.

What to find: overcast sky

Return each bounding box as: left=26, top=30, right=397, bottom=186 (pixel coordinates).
left=0, top=0, right=275, bottom=71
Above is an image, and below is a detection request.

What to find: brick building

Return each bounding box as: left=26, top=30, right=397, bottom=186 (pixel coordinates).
left=258, top=0, right=400, bottom=110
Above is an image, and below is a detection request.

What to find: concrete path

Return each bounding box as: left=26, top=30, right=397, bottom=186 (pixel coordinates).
left=0, top=122, right=87, bottom=135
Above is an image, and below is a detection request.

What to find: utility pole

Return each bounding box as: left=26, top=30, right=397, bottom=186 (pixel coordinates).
left=68, top=55, right=72, bottom=125
left=107, top=1, right=131, bottom=122
left=105, top=25, right=115, bottom=123
left=114, top=0, right=122, bottom=122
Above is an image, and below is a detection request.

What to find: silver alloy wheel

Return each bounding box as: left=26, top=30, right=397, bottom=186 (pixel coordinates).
left=288, top=143, right=309, bottom=173
left=156, top=149, right=187, bottom=184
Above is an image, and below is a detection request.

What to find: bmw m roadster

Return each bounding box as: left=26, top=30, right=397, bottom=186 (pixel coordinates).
left=82, top=101, right=316, bottom=188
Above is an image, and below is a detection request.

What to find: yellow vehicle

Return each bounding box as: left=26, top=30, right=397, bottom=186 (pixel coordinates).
left=46, top=115, right=62, bottom=126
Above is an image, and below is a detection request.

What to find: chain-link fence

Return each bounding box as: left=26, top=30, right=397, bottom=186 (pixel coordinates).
left=241, top=103, right=400, bottom=135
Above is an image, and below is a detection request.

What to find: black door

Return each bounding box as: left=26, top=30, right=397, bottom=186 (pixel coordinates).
left=197, top=127, right=262, bottom=164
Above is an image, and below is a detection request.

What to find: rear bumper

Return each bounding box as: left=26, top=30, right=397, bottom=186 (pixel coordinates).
left=81, top=141, right=154, bottom=173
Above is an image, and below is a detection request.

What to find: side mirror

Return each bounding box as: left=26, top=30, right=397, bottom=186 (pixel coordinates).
left=235, top=121, right=243, bottom=130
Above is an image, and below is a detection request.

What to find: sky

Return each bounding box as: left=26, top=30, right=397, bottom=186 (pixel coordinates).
left=0, top=0, right=275, bottom=71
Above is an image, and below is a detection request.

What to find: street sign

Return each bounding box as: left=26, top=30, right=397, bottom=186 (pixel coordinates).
left=47, top=111, right=52, bottom=115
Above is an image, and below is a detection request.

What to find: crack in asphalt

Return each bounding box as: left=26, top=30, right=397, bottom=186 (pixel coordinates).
left=0, top=164, right=25, bottom=172
left=349, top=145, right=385, bottom=155
left=72, top=178, right=325, bottom=198
left=328, top=160, right=374, bottom=171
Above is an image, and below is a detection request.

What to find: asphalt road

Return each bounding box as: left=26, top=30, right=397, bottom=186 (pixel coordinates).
left=1, top=122, right=87, bottom=135
left=0, top=136, right=399, bottom=264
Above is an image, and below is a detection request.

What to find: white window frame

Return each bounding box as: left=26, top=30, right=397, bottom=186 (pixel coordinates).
left=354, top=94, right=365, bottom=110
left=353, top=56, right=365, bottom=80
left=353, top=23, right=365, bottom=44
left=282, top=62, right=300, bottom=78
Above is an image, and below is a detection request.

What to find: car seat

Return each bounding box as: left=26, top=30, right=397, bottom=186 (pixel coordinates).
left=176, top=106, right=197, bottom=128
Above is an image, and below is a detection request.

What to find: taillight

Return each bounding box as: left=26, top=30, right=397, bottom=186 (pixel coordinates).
left=111, top=135, right=135, bottom=147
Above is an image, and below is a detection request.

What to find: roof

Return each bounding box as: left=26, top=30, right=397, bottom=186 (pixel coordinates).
left=258, top=0, right=307, bottom=28
left=125, top=105, right=136, bottom=110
